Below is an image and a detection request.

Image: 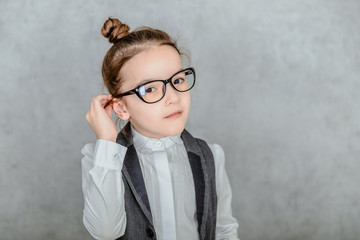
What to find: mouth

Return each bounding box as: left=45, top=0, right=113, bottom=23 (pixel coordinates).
left=165, top=111, right=182, bottom=119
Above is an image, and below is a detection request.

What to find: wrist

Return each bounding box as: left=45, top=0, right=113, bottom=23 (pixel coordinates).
left=96, top=134, right=117, bottom=142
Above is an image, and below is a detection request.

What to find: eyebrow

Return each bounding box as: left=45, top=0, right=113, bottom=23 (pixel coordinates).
left=135, top=68, right=184, bottom=86
left=136, top=78, right=156, bottom=86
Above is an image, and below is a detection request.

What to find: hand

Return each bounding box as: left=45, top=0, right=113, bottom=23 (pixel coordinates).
left=85, top=94, right=117, bottom=142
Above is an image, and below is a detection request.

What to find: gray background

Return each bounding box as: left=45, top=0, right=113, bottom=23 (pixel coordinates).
left=1, top=0, right=360, bottom=239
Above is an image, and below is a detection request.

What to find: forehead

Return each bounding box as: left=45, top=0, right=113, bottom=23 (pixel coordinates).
left=120, top=45, right=183, bottom=90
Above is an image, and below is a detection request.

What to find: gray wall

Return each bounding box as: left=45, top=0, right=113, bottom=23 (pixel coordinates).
left=1, top=0, right=360, bottom=239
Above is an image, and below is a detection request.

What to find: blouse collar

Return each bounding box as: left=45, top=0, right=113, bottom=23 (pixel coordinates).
left=130, top=124, right=183, bottom=152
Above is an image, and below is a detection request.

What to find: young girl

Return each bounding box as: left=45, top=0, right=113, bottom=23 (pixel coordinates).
left=81, top=17, right=239, bottom=240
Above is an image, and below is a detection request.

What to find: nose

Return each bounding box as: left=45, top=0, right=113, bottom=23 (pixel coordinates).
left=164, top=82, right=179, bottom=105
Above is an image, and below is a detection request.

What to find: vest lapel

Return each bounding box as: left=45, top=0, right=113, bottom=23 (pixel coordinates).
left=117, top=123, right=210, bottom=238
left=116, top=123, right=153, bottom=225
left=181, top=129, right=209, bottom=239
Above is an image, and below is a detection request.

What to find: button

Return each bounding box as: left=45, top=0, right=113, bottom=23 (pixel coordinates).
left=146, top=228, right=154, bottom=238
left=114, top=153, right=121, bottom=160
left=156, top=142, right=161, bottom=147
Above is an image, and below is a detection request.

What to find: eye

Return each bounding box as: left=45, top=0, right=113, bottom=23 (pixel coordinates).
left=138, top=85, right=157, bottom=96
left=173, top=78, right=185, bottom=85
left=145, top=86, right=157, bottom=94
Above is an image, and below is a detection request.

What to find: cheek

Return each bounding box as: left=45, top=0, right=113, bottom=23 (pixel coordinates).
left=183, top=92, right=191, bottom=108
left=129, top=102, right=162, bottom=120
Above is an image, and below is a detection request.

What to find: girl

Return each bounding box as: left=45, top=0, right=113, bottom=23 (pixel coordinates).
left=81, top=17, right=239, bottom=240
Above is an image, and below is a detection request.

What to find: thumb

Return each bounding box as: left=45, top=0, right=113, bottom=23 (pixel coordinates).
left=104, top=103, right=113, bottom=117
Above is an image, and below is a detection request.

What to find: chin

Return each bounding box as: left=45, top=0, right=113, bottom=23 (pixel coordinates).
left=165, top=126, right=185, bottom=136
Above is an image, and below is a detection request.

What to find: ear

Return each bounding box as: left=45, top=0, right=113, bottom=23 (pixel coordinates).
left=113, top=99, right=131, bottom=120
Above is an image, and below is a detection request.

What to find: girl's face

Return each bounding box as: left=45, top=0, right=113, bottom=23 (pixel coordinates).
left=114, top=45, right=191, bottom=139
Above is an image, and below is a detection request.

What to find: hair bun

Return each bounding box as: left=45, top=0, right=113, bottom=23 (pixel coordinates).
left=101, top=18, right=130, bottom=44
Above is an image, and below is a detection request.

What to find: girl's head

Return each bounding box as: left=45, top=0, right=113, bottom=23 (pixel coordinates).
left=101, top=18, right=194, bottom=139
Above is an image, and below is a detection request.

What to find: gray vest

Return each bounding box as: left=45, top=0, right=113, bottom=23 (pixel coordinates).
left=116, top=123, right=217, bottom=240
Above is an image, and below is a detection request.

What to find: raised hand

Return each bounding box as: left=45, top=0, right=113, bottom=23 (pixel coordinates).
left=85, top=95, right=117, bottom=142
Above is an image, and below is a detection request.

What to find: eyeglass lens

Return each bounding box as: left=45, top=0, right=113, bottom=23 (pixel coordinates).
left=138, top=69, right=195, bottom=103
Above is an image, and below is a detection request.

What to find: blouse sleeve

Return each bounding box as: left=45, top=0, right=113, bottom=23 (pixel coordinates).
left=209, top=143, right=240, bottom=240
left=81, top=139, right=128, bottom=240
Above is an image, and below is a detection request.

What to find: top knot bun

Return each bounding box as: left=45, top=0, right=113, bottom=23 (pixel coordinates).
left=101, top=18, right=130, bottom=44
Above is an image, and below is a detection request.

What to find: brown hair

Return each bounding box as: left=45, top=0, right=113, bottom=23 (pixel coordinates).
left=101, top=17, right=182, bottom=97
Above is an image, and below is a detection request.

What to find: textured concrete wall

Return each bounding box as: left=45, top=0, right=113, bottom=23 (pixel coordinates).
left=1, top=0, right=360, bottom=239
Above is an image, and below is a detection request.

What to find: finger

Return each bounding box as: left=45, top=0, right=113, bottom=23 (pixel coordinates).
left=90, top=95, right=111, bottom=111
left=100, top=98, right=112, bottom=107
left=104, top=104, right=113, bottom=116
left=89, top=96, right=98, bottom=113
left=97, top=94, right=112, bottom=101
left=95, top=95, right=113, bottom=108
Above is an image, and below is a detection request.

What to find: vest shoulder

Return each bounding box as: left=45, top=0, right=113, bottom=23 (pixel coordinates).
left=183, top=129, right=222, bottom=148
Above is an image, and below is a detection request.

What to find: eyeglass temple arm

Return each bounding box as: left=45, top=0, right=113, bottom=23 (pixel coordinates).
left=113, top=90, right=136, bottom=98
left=103, top=90, right=136, bottom=108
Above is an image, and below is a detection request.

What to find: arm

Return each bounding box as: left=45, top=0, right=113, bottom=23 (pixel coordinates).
left=82, top=94, right=127, bottom=239
left=209, top=144, right=239, bottom=240
left=81, top=140, right=128, bottom=240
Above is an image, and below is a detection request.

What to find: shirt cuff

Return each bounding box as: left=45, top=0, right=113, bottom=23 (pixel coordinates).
left=93, top=139, right=128, bottom=170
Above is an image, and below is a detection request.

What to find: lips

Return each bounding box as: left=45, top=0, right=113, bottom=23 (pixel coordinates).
left=165, top=111, right=182, bottom=119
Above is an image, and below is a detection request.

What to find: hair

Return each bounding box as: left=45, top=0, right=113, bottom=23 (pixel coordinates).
left=101, top=17, right=183, bottom=97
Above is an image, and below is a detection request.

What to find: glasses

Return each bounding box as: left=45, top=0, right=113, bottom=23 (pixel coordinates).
left=110, top=67, right=196, bottom=104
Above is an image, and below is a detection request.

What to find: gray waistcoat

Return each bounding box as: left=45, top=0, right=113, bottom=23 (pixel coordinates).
left=116, top=123, right=217, bottom=240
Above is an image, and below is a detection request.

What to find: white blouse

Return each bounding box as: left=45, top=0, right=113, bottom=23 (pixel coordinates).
left=81, top=127, right=239, bottom=240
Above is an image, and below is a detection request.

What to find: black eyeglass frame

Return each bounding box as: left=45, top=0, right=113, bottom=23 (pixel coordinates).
left=112, top=67, right=196, bottom=104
